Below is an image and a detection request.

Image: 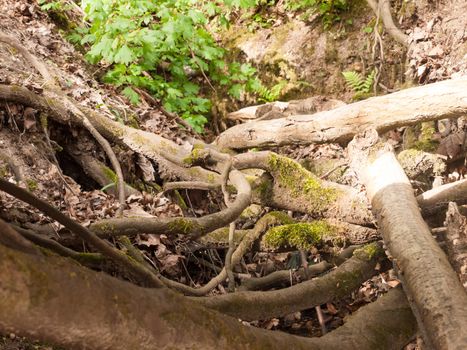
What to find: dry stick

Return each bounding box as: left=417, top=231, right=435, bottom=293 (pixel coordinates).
left=0, top=178, right=163, bottom=288
left=299, top=249, right=327, bottom=335
left=0, top=32, right=126, bottom=216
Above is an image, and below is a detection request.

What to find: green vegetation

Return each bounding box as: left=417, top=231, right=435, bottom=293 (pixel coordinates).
left=268, top=153, right=338, bottom=211
left=38, top=0, right=352, bottom=131
left=264, top=221, right=336, bottom=249
left=67, top=0, right=265, bottom=132
left=342, top=69, right=375, bottom=99
left=285, top=0, right=350, bottom=27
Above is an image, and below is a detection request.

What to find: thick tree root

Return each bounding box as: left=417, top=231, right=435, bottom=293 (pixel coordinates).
left=348, top=129, right=467, bottom=349
left=0, top=243, right=416, bottom=350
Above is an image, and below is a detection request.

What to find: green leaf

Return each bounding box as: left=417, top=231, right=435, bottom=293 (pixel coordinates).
left=122, top=87, right=140, bottom=105
left=228, top=84, right=243, bottom=99
left=114, top=45, right=134, bottom=65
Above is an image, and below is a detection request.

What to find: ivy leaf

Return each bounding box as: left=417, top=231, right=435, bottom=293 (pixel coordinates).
left=114, top=45, right=135, bottom=65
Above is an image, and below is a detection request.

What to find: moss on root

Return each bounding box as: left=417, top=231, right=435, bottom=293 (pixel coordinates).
left=264, top=221, right=337, bottom=250
left=353, top=242, right=383, bottom=261
left=267, top=153, right=338, bottom=211
left=168, top=218, right=200, bottom=235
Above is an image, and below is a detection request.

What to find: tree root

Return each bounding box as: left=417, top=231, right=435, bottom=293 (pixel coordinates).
left=0, top=178, right=163, bottom=288
left=365, top=0, right=409, bottom=47
left=192, top=243, right=385, bottom=320
left=0, top=242, right=416, bottom=350
left=348, top=129, right=467, bottom=349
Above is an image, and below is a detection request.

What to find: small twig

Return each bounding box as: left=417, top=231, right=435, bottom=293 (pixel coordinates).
left=299, top=249, right=327, bottom=335
left=319, top=161, right=349, bottom=180
left=188, top=46, right=217, bottom=93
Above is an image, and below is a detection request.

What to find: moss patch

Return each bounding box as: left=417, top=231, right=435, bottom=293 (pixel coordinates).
left=26, top=179, right=38, bottom=192
left=353, top=242, right=383, bottom=261
left=264, top=221, right=336, bottom=249
left=168, top=218, right=199, bottom=235
left=267, top=153, right=338, bottom=211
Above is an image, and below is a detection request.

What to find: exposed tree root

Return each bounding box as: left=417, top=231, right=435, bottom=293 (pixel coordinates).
left=348, top=129, right=467, bottom=349
left=0, top=243, right=416, bottom=350
left=365, top=0, right=409, bottom=47
left=0, top=178, right=163, bottom=288
left=238, top=246, right=358, bottom=291
left=444, top=202, right=467, bottom=289
left=192, top=243, right=385, bottom=320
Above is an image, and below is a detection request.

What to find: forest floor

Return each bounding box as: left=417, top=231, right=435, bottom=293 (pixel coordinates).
left=0, top=0, right=466, bottom=349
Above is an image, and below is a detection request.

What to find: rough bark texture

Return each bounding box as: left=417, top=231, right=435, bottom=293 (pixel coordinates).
left=0, top=244, right=416, bottom=350
left=444, top=202, right=467, bottom=289
left=215, top=77, right=467, bottom=149
left=348, top=130, right=467, bottom=350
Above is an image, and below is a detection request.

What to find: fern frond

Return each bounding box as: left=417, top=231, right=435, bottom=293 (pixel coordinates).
left=362, top=69, right=375, bottom=93
left=342, top=71, right=365, bottom=92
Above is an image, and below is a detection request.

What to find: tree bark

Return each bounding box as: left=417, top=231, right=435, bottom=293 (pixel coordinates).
left=348, top=130, right=467, bottom=350
left=0, top=243, right=416, bottom=350
left=444, top=202, right=467, bottom=289
left=215, top=77, right=467, bottom=150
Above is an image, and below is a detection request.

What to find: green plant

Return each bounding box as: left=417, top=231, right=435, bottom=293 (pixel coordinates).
left=285, top=0, right=349, bottom=27
left=257, top=80, right=287, bottom=102
left=77, top=0, right=262, bottom=132
left=342, top=69, right=375, bottom=98
left=38, top=0, right=64, bottom=11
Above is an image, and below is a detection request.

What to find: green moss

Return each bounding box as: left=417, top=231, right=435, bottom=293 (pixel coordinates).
left=267, top=211, right=295, bottom=225
left=0, top=165, right=9, bottom=178
left=173, top=190, right=188, bottom=210
left=255, top=177, right=273, bottom=202
left=92, top=222, right=116, bottom=235
left=207, top=173, right=216, bottom=183
left=182, top=147, right=204, bottom=166
left=264, top=221, right=336, bottom=249
left=26, top=179, right=38, bottom=191
left=101, top=165, right=118, bottom=183
left=412, top=122, right=438, bottom=152
left=353, top=242, right=383, bottom=261
left=75, top=253, right=104, bottom=265
left=268, top=153, right=338, bottom=210
left=168, top=218, right=198, bottom=234
left=39, top=113, right=48, bottom=129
